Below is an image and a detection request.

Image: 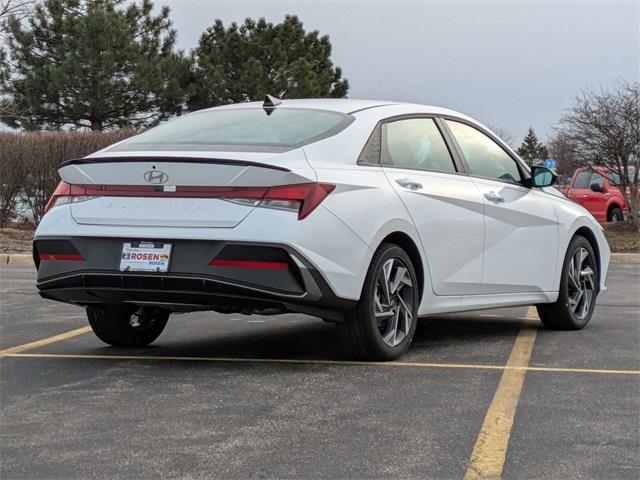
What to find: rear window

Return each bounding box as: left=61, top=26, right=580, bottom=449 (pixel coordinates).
left=109, top=108, right=353, bottom=152
left=607, top=170, right=636, bottom=185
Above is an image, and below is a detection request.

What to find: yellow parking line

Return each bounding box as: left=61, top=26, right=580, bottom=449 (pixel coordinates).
left=2, top=351, right=638, bottom=376
left=0, top=352, right=520, bottom=368
left=0, top=326, right=92, bottom=355
left=464, top=327, right=538, bottom=479
left=523, top=365, right=639, bottom=375
left=525, top=305, right=538, bottom=319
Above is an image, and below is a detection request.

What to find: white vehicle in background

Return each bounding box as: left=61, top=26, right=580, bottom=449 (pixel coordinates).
left=9, top=193, right=35, bottom=224
left=33, top=97, right=610, bottom=360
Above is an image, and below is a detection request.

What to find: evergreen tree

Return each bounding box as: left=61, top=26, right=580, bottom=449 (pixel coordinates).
left=0, top=0, right=191, bottom=130
left=189, top=15, right=348, bottom=109
left=516, top=127, right=550, bottom=165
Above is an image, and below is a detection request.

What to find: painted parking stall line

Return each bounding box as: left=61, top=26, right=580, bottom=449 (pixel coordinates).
left=464, top=327, right=537, bottom=479
left=0, top=326, right=92, bottom=355
left=2, top=352, right=638, bottom=376
left=464, top=305, right=539, bottom=480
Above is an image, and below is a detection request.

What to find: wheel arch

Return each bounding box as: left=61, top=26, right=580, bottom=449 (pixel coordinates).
left=606, top=202, right=622, bottom=220
left=573, top=226, right=602, bottom=291
left=375, top=231, right=425, bottom=302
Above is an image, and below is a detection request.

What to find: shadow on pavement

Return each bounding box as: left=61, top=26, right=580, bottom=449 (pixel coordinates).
left=68, top=314, right=534, bottom=363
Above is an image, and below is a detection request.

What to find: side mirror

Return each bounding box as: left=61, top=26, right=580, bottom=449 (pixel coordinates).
left=530, top=166, right=557, bottom=188
left=590, top=183, right=604, bottom=193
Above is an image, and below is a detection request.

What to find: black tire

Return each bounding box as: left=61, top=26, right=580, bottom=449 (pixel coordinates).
left=338, top=243, right=419, bottom=361
left=608, top=207, right=623, bottom=222
left=87, top=304, right=169, bottom=347
left=537, top=235, right=598, bottom=330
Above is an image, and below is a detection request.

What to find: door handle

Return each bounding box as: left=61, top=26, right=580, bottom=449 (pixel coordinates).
left=396, top=178, right=423, bottom=190
left=484, top=191, right=504, bottom=203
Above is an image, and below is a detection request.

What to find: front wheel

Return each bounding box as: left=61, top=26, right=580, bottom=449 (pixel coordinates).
left=537, top=235, right=598, bottom=330
left=339, top=243, right=419, bottom=361
left=87, top=304, right=169, bottom=347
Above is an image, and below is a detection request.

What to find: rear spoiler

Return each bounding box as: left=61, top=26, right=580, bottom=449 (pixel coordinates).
left=58, top=156, right=291, bottom=172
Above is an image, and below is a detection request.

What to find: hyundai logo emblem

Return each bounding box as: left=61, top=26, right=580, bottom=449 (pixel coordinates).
left=143, top=170, right=169, bottom=184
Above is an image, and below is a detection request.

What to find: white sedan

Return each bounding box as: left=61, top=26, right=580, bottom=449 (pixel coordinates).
left=34, top=98, right=610, bottom=360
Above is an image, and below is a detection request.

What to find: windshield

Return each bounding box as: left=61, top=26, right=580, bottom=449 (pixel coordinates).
left=109, top=108, right=353, bottom=152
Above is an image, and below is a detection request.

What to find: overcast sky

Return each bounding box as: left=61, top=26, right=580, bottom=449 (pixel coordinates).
left=163, top=0, right=639, bottom=143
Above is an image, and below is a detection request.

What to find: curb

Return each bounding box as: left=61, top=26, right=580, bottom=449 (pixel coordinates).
left=610, top=253, right=640, bottom=263
left=1, top=252, right=639, bottom=266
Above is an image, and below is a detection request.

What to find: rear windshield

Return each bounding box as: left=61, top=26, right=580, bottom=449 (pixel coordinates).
left=109, top=108, right=353, bottom=153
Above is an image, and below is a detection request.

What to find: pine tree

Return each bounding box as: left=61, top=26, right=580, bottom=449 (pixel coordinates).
left=516, top=127, right=550, bottom=165
left=189, top=15, right=349, bottom=109
left=0, top=0, right=191, bottom=130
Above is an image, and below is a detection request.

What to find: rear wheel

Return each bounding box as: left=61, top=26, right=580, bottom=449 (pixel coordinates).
left=87, top=304, right=169, bottom=347
left=608, top=207, right=623, bottom=222
left=339, top=243, right=419, bottom=361
left=537, top=235, right=598, bottom=330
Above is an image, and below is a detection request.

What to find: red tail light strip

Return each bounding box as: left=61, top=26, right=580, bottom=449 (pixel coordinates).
left=44, top=181, right=335, bottom=220
left=210, top=259, right=289, bottom=270
left=39, top=254, right=85, bottom=261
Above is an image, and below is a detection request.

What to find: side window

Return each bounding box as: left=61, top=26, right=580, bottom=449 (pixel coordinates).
left=381, top=118, right=456, bottom=173
left=574, top=171, right=592, bottom=188
left=357, top=125, right=381, bottom=165
left=446, top=120, right=522, bottom=184
left=606, top=171, right=620, bottom=186
left=591, top=172, right=604, bottom=189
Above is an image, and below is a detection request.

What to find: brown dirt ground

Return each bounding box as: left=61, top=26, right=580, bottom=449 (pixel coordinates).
left=0, top=227, right=34, bottom=254
left=603, top=221, right=640, bottom=253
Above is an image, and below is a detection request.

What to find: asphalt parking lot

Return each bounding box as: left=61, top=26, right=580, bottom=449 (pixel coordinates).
left=1, top=262, right=638, bottom=479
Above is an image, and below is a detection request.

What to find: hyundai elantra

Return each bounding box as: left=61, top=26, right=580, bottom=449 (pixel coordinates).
left=34, top=97, right=610, bottom=360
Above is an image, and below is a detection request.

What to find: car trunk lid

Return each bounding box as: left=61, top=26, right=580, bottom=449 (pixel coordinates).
left=60, top=152, right=316, bottom=228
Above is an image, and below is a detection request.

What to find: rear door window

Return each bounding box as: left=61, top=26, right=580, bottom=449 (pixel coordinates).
left=381, top=118, right=457, bottom=173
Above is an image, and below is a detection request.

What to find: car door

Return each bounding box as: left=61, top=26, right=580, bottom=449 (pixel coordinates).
left=569, top=170, right=593, bottom=209
left=443, top=119, right=560, bottom=294
left=379, top=117, right=485, bottom=295
left=583, top=171, right=606, bottom=220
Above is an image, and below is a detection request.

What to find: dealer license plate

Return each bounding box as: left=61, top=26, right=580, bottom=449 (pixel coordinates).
left=119, top=242, right=172, bottom=272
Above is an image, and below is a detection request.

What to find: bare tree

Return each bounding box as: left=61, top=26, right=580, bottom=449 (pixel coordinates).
left=0, top=133, right=27, bottom=226
left=0, top=1, right=36, bottom=30
left=557, top=81, right=640, bottom=229
left=488, top=125, right=517, bottom=149
left=547, top=131, right=578, bottom=180
left=0, top=129, right=139, bottom=224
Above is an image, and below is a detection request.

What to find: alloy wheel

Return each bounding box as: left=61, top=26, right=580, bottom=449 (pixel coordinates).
left=374, top=258, right=415, bottom=347
left=567, top=247, right=595, bottom=320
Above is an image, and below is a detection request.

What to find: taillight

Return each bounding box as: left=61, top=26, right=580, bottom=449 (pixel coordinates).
left=42, top=181, right=335, bottom=220
left=262, top=183, right=335, bottom=220
left=169, top=182, right=335, bottom=219
left=43, top=181, right=96, bottom=215
left=44, top=181, right=70, bottom=215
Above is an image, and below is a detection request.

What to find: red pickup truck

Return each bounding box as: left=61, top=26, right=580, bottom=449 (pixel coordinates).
left=559, top=167, right=628, bottom=222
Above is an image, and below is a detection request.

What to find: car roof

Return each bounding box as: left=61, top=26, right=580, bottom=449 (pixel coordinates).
left=203, top=98, right=469, bottom=118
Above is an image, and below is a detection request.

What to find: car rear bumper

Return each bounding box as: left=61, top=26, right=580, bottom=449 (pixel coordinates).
left=34, top=237, right=356, bottom=320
